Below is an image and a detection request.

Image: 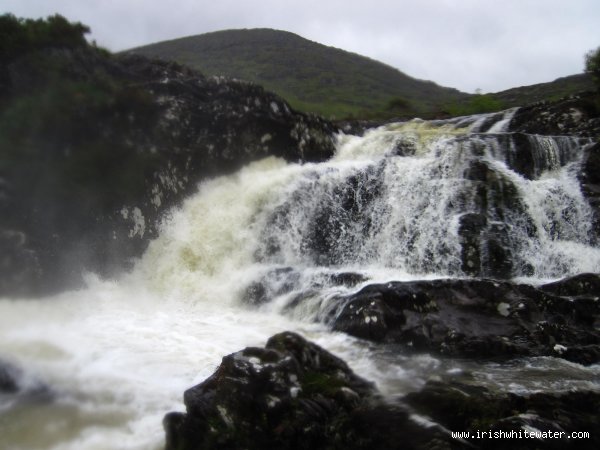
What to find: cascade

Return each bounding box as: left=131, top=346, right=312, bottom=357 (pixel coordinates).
left=1, top=110, right=599, bottom=449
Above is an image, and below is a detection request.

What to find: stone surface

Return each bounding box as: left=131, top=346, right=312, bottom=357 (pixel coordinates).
left=509, top=93, right=600, bottom=138
left=0, top=359, right=20, bottom=393
left=405, top=381, right=600, bottom=450
left=579, top=142, right=600, bottom=239
left=329, top=275, right=600, bottom=364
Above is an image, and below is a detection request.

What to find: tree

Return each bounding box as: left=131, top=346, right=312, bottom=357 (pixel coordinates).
left=0, top=13, right=90, bottom=62
left=585, top=46, right=600, bottom=90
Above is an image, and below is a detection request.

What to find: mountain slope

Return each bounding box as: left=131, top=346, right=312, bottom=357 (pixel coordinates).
left=491, top=73, right=595, bottom=107
left=126, top=28, right=469, bottom=119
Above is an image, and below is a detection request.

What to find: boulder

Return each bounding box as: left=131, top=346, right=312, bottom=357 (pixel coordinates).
left=164, top=332, right=457, bottom=450
left=329, top=276, right=600, bottom=364
left=0, top=359, right=20, bottom=393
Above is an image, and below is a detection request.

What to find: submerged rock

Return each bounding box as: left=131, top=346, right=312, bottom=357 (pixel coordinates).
left=330, top=275, right=600, bottom=364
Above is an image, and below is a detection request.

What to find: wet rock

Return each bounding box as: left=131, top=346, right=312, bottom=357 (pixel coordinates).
left=580, top=143, right=600, bottom=238
left=484, top=224, right=514, bottom=279
left=460, top=157, right=536, bottom=278
left=242, top=267, right=300, bottom=306
left=0, top=229, right=42, bottom=297
left=458, top=213, right=487, bottom=276
left=0, top=359, right=20, bottom=393
left=332, top=295, right=394, bottom=341
left=509, top=92, right=600, bottom=138
left=327, top=271, right=368, bottom=287
left=329, top=278, right=600, bottom=363
left=164, top=332, right=457, bottom=450
left=242, top=268, right=369, bottom=307
left=405, top=381, right=600, bottom=450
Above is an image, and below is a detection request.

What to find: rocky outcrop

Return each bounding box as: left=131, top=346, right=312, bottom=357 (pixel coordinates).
left=509, top=92, right=600, bottom=137
left=328, top=274, right=600, bottom=364
left=163, top=332, right=457, bottom=450
left=0, top=44, right=338, bottom=296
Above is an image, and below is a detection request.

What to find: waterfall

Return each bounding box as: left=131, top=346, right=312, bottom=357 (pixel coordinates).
left=1, top=110, right=599, bottom=450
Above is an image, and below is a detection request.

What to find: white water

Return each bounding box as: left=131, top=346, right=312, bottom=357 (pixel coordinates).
left=1, top=112, right=600, bottom=449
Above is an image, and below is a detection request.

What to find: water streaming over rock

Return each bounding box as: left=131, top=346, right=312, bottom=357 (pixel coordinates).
left=1, top=110, right=599, bottom=449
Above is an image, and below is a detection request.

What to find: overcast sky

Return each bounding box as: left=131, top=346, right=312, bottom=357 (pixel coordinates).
left=3, top=0, right=599, bottom=93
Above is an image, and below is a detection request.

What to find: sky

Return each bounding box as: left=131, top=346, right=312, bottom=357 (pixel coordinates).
left=2, top=0, right=599, bottom=93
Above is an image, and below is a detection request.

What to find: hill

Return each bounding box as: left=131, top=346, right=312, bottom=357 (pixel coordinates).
left=491, top=73, right=595, bottom=107
left=125, top=28, right=470, bottom=119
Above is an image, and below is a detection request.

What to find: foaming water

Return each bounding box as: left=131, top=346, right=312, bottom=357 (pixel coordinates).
left=0, top=278, right=362, bottom=450
left=1, top=110, right=599, bottom=449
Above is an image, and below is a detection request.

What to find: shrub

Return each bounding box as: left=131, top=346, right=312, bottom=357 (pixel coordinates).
left=585, top=47, right=600, bottom=91
left=0, top=13, right=90, bottom=62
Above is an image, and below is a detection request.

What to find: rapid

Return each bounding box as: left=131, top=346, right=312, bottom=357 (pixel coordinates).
left=1, top=110, right=599, bottom=449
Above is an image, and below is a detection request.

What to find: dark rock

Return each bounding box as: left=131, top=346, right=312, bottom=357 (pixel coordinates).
left=242, top=269, right=368, bottom=307
left=484, top=224, right=514, bottom=279
left=335, top=119, right=388, bottom=137
left=580, top=143, right=600, bottom=238
left=164, top=331, right=458, bottom=450
left=242, top=267, right=300, bottom=306
left=258, top=162, right=384, bottom=267
left=332, top=295, right=394, bottom=341
left=458, top=213, right=487, bottom=276
left=540, top=273, right=600, bottom=298
left=328, top=271, right=369, bottom=287
left=509, top=92, right=600, bottom=138
left=328, top=278, right=600, bottom=363
left=461, top=156, right=535, bottom=278
left=405, top=381, right=600, bottom=450
left=0, top=359, right=20, bottom=393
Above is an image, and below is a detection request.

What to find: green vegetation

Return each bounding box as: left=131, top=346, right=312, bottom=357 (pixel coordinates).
left=489, top=73, right=595, bottom=107
left=126, top=28, right=470, bottom=119
left=444, top=93, right=505, bottom=116
left=0, top=78, right=160, bottom=210
left=585, top=46, right=600, bottom=90
left=0, top=14, right=162, bottom=219
left=0, top=13, right=90, bottom=61
left=300, top=371, right=348, bottom=396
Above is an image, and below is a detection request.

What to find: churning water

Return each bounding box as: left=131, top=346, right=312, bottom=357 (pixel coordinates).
left=1, top=111, right=600, bottom=449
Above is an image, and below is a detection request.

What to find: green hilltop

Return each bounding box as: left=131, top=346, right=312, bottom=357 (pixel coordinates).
left=125, top=28, right=470, bottom=119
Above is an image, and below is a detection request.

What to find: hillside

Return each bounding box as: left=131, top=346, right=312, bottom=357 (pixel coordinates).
left=490, top=73, right=595, bottom=107
left=125, top=28, right=470, bottom=119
